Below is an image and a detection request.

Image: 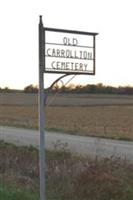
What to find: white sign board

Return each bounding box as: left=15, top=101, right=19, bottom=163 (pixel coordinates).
left=44, top=28, right=97, bottom=75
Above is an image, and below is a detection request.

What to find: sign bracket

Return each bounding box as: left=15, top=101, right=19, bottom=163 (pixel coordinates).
left=38, top=15, right=98, bottom=200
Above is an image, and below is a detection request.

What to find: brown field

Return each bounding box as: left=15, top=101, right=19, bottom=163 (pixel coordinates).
left=0, top=104, right=133, bottom=140
left=0, top=93, right=133, bottom=106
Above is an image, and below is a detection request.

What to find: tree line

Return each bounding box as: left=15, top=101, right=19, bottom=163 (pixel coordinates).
left=23, top=83, right=133, bottom=95
left=0, top=83, right=133, bottom=95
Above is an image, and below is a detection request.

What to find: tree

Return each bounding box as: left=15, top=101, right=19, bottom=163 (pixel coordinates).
left=24, top=85, right=38, bottom=93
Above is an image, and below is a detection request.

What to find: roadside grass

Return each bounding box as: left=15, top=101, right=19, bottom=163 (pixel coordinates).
left=0, top=105, right=133, bottom=141
left=0, top=141, right=133, bottom=200
left=0, top=186, right=39, bottom=200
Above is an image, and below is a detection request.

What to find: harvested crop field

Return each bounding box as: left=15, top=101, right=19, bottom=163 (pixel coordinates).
left=0, top=93, right=133, bottom=106
left=0, top=104, right=133, bottom=140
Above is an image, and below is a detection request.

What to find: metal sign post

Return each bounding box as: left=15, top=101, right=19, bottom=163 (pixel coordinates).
left=39, top=16, right=45, bottom=200
left=38, top=15, right=98, bottom=200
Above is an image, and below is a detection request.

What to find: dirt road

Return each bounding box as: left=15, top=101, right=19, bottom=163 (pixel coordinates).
left=1, top=126, right=133, bottom=160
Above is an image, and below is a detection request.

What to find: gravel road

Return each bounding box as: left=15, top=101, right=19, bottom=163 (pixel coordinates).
left=0, top=126, right=133, bottom=160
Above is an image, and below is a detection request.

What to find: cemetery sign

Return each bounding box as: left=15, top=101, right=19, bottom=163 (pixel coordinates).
left=39, top=18, right=98, bottom=75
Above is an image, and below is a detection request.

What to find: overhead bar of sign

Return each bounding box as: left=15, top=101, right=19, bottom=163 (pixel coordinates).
left=43, top=27, right=98, bottom=75
left=45, top=27, right=98, bottom=36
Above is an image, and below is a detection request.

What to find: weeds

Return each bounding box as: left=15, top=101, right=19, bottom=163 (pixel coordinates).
left=0, top=141, right=133, bottom=200
left=0, top=186, right=39, bottom=200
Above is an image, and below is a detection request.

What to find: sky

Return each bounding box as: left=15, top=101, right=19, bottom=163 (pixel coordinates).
left=0, top=0, right=133, bottom=89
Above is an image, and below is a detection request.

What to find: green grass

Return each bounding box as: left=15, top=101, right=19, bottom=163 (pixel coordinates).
left=0, top=186, right=39, bottom=200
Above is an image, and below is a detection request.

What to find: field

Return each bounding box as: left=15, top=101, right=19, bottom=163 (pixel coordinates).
left=0, top=104, right=133, bottom=140
left=0, top=141, right=133, bottom=200
left=0, top=93, right=133, bottom=199
left=0, top=93, right=133, bottom=106
left=0, top=93, right=133, bottom=140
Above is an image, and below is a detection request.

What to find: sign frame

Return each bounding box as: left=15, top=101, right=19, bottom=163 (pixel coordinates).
left=38, top=15, right=98, bottom=200
left=44, top=27, right=98, bottom=75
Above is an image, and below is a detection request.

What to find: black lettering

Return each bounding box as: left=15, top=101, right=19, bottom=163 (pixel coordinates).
left=71, top=62, right=74, bottom=70
left=88, top=52, right=93, bottom=60
left=84, top=64, right=88, bottom=70
left=66, top=50, right=71, bottom=58
left=56, top=62, right=60, bottom=69
left=79, top=51, right=83, bottom=59
left=74, top=51, right=79, bottom=59
left=79, top=63, right=84, bottom=71
left=63, top=37, right=78, bottom=46
left=52, top=49, right=56, bottom=57
left=47, top=48, right=51, bottom=56
left=61, top=62, right=66, bottom=69
left=66, top=62, right=70, bottom=70
left=61, top=50, right=65, bottom=57
left=51, top=61, right=56, bottom=69
left=63, top=37, right=67, bottom=45
left=73, top=38, right=78, bottom=46
left=83, top=51, right=88, bottom=59
left=75, top=63, right=79, bottom=70
left=56, top=49, right=61, bottom=57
